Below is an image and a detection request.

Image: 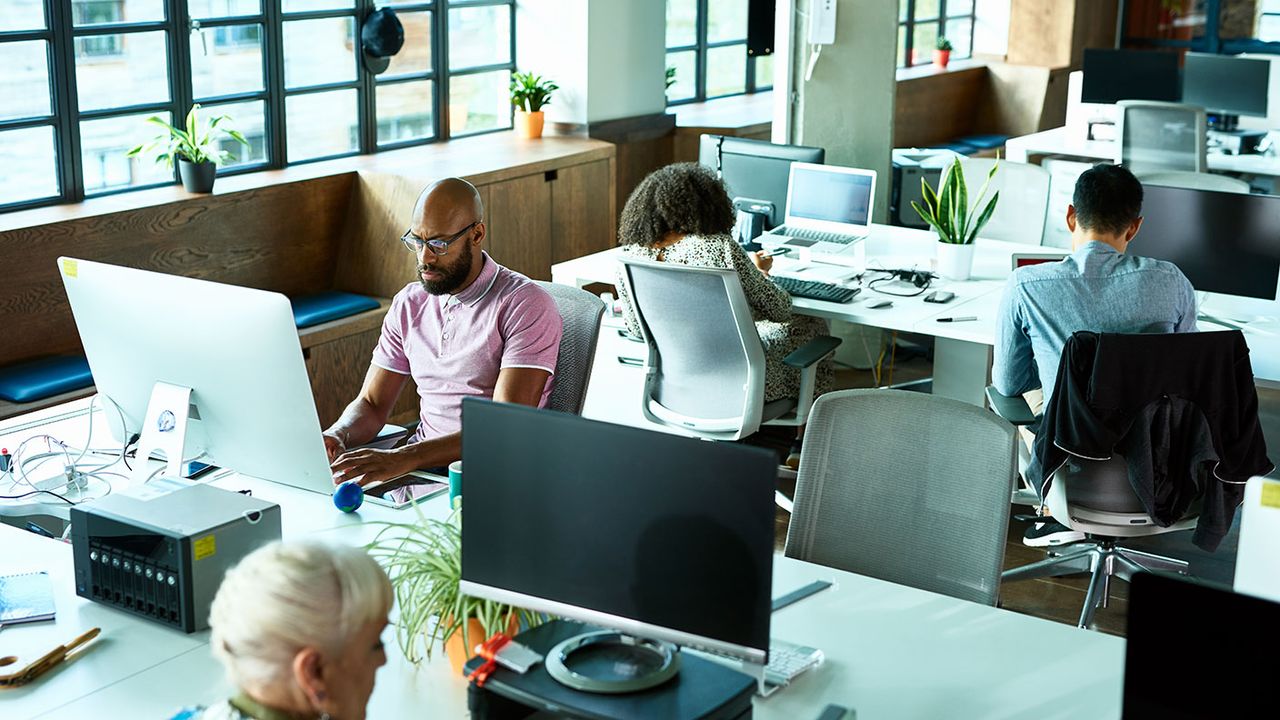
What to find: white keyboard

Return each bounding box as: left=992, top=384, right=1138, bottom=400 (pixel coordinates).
left=771, top=225, right=865, bottom=246
left=763, top=638, right=824, bottom=688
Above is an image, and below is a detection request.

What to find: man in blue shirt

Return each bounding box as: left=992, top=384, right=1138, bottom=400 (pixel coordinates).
left=993, top=163, right=1197, bottom=546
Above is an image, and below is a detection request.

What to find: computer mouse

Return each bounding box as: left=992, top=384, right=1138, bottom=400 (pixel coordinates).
left=866, top=299, right=893, bottom=309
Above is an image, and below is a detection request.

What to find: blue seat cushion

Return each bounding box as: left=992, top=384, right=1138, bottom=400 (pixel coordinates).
left=930, top=142, right=980, bottom=155
left=290, top=291, right=381, bottom=329
left=0, top=355, right=94, bottom=403
left=957, top=134, right=1008, bottom=150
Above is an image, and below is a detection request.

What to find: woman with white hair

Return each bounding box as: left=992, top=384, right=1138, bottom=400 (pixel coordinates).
left=173, top=540, right=393, bottom=720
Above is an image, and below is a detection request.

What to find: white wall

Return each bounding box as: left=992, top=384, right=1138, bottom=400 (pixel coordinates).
left=974, top=0, right=1011, bottom=58
left=516, top=0, right=590, bottom=125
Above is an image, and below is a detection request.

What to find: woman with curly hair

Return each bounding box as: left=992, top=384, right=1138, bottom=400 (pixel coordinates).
left=615, top=162, right=833, bottom=465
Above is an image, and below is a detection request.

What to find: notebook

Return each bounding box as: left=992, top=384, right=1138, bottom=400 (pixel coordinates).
left=0, top=571, right=56, bottom=626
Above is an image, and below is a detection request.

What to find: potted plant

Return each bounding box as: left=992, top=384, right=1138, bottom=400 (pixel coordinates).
left=126, top=103, right=248, bottom=194
left=934, top=37, right=953, bottom=69
left=510, top=71, right=558, bottom=140
left=665, top=66, right=678, bottom=101
left=911, top=159, right=1000, bottom=281
left=366, top=509, right=544, bottom=674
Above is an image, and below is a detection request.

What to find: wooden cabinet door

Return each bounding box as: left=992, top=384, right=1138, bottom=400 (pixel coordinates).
left=551, top=159, right=616, bottom=264
left=484, top=173, right=553, bottom=280
left=304, top=328, right=417, bottom=428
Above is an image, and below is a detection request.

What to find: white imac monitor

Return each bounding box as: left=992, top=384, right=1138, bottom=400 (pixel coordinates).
left=58, top=257, right=334, bottom=494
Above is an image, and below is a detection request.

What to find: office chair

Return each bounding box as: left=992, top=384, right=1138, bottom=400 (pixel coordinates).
left=533, top=281, right=605, bottom=415
left=959, top=158, right=1051, bottom=245
left=1136, top=170, right=1251, bottom=194
left=988, top=386, right=1201, bottom=629
left=784, top=390, right=1017, bottom=606
left=1115, top=101, right=1208, bottom=174
left=616, top=257, right=840, bottom=442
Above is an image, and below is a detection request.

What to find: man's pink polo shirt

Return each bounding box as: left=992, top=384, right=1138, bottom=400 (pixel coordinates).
left=371, top=252, right=562, bottom=443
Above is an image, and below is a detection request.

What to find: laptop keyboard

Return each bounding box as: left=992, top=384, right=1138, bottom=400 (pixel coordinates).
left=773, top=225, right=864, bottom=245
left=772, top=276, right=861, bottom=304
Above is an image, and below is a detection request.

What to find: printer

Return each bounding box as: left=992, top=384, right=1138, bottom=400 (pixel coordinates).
left=891, top=148, right=964, bottom=229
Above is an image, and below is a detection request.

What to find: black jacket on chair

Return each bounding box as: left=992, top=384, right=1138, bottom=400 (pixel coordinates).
left=1030, top=330, right=1273, bottom=551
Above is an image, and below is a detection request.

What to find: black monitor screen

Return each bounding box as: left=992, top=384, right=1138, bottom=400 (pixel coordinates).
left=1081, top=49, right=1181, bottom=104
left=459, top=399, right=777, bottom=654
left=1128, top=184, right=1280, bottom=300
left=1124, top=573, right=1279, bottom=718
left=1183, top=52, right=1270, bottom=118
left=699, top=134, right=824, bottom=228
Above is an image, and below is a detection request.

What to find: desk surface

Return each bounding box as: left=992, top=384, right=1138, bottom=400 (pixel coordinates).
left=1006, top=125, right=1280, bottom=177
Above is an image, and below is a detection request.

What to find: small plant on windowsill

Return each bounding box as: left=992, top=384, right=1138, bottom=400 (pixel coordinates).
left=126, top=103, right=248, bottom=194
left=934, top=36, right=953, bottom=70
left=665, top=66, right=678, bottom=101
left=510, top=71, right=559, bottom=140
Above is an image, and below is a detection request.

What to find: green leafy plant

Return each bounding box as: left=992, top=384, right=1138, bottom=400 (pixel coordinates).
left=366, top=507, right=544, bottom=664
left=126, top=103, right=248, bottom=168
left=936, top=36, right=953, bottom=52
left=665, top=66, right=678, bottom=90
left=911, top=159, right=1000, bottom=245
left=510, top=71, right=559, bottom=112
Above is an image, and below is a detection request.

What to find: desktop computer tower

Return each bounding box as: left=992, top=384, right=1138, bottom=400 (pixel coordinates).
left=891, top=148, right=962, bottom=228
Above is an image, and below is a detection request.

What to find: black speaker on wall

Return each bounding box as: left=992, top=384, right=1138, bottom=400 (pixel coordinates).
left=747, top=0, right=775, bottom=56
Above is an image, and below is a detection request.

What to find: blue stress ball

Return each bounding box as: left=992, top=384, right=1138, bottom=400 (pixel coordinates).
left=333, top=481, right=364, bottom=513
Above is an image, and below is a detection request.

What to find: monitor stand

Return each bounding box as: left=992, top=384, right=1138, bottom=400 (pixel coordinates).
left=130, top=381, right=197, bottom=484
left=544, top=630, right=681, bottom=693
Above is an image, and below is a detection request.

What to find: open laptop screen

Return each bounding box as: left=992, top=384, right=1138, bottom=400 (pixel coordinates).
left=787, top=166, right=874, bottom=226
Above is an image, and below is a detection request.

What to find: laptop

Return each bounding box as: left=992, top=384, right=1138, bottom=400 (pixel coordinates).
left=1010, top=252, right=1066, bottom=271
left=760, top=162, right=877, bottom=262
left=1124, top=572, right=1278, bottom=718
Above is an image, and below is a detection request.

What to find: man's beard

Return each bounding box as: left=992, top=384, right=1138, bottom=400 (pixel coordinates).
left=418, top=241, right=474, bottom=295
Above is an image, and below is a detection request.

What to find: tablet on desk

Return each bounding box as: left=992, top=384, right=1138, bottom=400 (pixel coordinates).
left=362, top=471, right=449, bottom=509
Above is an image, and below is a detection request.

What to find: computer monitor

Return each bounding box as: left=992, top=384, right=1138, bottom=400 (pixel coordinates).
left=1081, top=48, right=1181, bottom=104
left=1183, top=52, right=1271, bottom=122
left=698, top=134, right=824, bottom=229
left=459, top=398, right=776, bottom=671
left=1127, top=184, right=1280, bottom=317
left=58, top=257, right=335, bottom=494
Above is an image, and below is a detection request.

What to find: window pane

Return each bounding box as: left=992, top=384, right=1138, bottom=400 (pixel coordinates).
left=448, top=5, right=511, bottom=70
left=706, top=44, right=746, bottom=98
left=202, top=99, right=267, bottom=170
left=949, top=0, right=974, bottom=14
left=0, top=41, right=51, bottom=121
left=753, top=53, right=773, bottom=91
left=192, top=24, right=264, bottom=99
left=667, top=0, right=697, bottom=48
left=945, top=17, right=972, bottom=58
left=448, top=70, right=510, bottom=135
left=76, top=31, right=171, bottom=112
left=72, top=0, right=165, bottom=25
left=0, top=126, right=59, bottom=206
left=898, top=24, right=907, bottom=67
left=284, top=17, right=355, bottom=88
left=911, top=22, right=938, bottom=66
left=81, top=112, right=175, bottom=195
left=188, top=0, right=261, bottom=19
left=899, top=1, right=908, bottom=23
left=1, top=0, right=46, bottom=32
left=915, top=0, right=940, bottom=20
left=707, top=0, right=748, bottom=43
left=377, top=80, right=434, bottom=145
left=286, top=89, right=358, bottom=162
left=385, top=11, right=431, bottom=77
left=666, top=50, right=696, bottom=103
left=283, top=0, right=352, bottom=12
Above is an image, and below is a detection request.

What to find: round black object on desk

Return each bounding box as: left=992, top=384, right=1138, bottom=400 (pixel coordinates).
left=545, top=631, right=681, bottom=693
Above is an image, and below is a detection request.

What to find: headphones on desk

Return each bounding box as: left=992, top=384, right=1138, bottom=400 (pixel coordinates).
left=867, top=268, right=936, bottom=297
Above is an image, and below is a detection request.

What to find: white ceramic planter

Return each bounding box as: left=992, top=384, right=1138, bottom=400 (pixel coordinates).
left=937, top=241, right=975, bottom=281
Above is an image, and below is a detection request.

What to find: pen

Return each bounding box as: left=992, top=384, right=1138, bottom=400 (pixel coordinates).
left=761, top=248, right=790, bottom=258
left=936, top=316, right=977, bottom=323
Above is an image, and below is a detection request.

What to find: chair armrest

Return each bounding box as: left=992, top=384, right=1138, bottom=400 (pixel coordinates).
left=985, top=385, right=1037, bottom=426
left=782, top=336, right=842, bottom=369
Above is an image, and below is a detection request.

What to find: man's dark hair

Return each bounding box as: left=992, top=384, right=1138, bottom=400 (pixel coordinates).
left=1072, top=163, right=1144, bottom=236
left=618, top=162, right=735, bottom=246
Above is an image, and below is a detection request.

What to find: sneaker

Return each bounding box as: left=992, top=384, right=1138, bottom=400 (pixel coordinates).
left=1022, top=520, right=1085, bottom=547
left=785, top=441, right=802, bottom=470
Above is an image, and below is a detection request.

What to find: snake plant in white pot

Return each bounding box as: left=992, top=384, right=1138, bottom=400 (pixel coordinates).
left=911, top=159, right=1000, bottom=281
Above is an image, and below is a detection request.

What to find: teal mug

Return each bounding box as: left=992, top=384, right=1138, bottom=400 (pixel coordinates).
left=448, top=460, right=462, bottom=509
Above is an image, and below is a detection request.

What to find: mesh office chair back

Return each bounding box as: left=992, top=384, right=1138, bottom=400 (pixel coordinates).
left=1116, top=101, right=1208, bottom=174
left=618, top=257, right=767, bottom=440
left=785, top=389, right=1018, bottom=606
left=959, top=158, right=1051, bottom=245
left=533, top=281, right=605, bottom=415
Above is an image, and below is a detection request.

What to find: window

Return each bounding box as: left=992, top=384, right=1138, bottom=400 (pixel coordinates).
left=665, top=0, right=772, bottom=106
left=0, top=0, right=516, bottom=212
left=1123, top=0, right=1280, bottom=55
left=898, top=0, right=976, bottom=68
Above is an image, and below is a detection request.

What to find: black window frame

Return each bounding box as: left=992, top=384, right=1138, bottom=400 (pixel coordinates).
left=898, top=0, right=977, bottom=69
left=0, top=0, right=517, bottom=214
left=665, top=0, right=773, bottom=107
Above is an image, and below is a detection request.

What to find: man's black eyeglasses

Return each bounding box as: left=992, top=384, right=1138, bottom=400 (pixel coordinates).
left=401, top=221, right=478, bottom=255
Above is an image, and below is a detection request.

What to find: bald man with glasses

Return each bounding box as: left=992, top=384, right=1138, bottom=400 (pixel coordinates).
left=325, top=178, right=563, bottom=490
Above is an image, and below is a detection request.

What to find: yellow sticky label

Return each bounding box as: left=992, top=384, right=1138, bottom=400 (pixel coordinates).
left=1262, top=482, right=1280, bottom=509
left=194, top=534, right=216, bottom=561
left=62, top=259, right=78, bottom=278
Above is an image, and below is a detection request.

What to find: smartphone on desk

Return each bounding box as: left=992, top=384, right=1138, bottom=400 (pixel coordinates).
left=361, top=471, right=449, bottom=509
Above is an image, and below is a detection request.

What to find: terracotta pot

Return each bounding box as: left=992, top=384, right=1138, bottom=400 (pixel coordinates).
left=933, top=49, right=951, bottom=70
left=515, top=110, right=545, bottom=139
left=443, top=614, right=519, bottom=675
